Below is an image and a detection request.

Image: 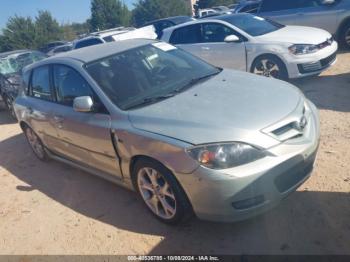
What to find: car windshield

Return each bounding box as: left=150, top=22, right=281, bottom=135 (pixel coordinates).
left=86, top=43, right=220, bottom=110
left=221, top=14, right=284, bottom=36
left=0, top=52, right=47, bottom=76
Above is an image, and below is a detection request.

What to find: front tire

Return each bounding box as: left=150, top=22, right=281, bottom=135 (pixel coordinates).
left=251, top=55, right=288, bottom=81
left=24, top=126, right=49, bottom=161
left=132, top=158, right=193, bottom=224
left=339, top=21, right=350, bottom=49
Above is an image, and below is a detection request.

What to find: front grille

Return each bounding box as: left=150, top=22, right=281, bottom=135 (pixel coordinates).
left=320, top=52, right=336, bottom=67
left=274, top=150, right=317, bottom=193
left=298, top=52, right=337, bottom=74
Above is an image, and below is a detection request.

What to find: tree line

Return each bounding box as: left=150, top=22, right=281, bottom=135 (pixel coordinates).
left=0, top=0, right=237, bottom=52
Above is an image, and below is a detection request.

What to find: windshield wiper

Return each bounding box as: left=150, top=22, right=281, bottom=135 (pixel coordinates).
left=125, top=93, right=175, bottom=110
left=172, top=70, right=222, bottom=94
left=124, top=70, right=222, bottom=110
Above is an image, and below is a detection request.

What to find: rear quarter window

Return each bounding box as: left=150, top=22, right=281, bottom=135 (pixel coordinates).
left=170, top=24, right=201, bottom=44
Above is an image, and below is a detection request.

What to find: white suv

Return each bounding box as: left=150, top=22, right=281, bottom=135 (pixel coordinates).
left=74, top=27, right=135, bottom=49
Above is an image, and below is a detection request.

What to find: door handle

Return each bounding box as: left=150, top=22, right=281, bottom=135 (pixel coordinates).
left=53, top=115, right=64, bottom=129
left=201, top=46, right=210, bottom=50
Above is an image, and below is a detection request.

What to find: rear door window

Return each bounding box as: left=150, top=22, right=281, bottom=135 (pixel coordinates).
left=31, top=66, right=52, bottom=101
left=169, top=24, right=201, bottom=44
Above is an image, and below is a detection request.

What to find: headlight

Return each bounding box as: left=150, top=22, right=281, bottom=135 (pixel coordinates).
left=187, top=143, right=266, bottom=170
left=288, top=44, right=319, bottom=55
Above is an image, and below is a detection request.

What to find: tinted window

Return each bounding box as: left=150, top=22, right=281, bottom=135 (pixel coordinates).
left=31, top=66, right=52, bottom=101
left=260, top=0, right=297, bottom=12
left=170, top=24, right=201, bottom=44
left=53, top=45, right=72, bottom=54
left=53, top=65, right=93, bottom=106
left=202, top=23, right=236, bottom=43
left=221, top=14, right=284, bottom=36
left=103, top=36, right=115, bottom=42
left=154, top=21, right=174, bottom=38
left=260, top=0, right=322, bottom=12
left=75, top=38, right=103, bottom=49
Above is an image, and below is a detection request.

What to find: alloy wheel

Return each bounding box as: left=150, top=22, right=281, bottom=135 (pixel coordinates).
left=25, top=128, right=45, bottom=159
left=5, top=97, right=16, bottom=119
left=253, top=59, right=281, bottom=79
left=137, top=167, right=177, bottom=219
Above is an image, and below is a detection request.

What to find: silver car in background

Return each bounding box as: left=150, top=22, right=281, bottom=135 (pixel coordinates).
left=240, top=0, right=350, bottom=49
left=14, top=39, right=320, bottom=224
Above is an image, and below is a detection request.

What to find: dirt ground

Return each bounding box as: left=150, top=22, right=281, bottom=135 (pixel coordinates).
left=0, top=52, right=349, bottom=255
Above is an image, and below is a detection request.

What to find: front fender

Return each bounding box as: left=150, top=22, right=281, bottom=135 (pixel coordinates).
left=115, top=128, right=199, bottom=180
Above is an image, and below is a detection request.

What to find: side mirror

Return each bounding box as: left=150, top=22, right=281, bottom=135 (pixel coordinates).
left=73, top=96, right=94, bottom=112
left=224, top=35, right=240, bottom=43
left=322, top=0, right=335, bottom=4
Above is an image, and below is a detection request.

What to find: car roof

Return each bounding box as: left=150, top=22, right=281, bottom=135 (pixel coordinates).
left=30, top=39, right=157, bottom=66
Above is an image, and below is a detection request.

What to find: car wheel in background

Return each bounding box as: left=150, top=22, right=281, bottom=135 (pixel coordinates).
left=340, top=21, right=350, bottom=49
left=24, top=126, right=49, bottom=161
left=3, top=95, right=17, bottom=119
left=132, top=158, right=193, bottom=224
left=251, top=55, right=288, bottom=81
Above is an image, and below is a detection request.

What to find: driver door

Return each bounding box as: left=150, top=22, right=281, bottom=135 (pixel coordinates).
left=196, top=22, right=247, bottom=71
left=50, top=64, right=122, bottom=178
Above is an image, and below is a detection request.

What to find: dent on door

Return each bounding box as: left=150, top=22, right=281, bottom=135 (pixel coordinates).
left=50, top=105, right=122, bottom=178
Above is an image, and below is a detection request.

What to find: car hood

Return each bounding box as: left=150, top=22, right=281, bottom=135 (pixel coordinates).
left=256, top=25, right=332, bottom=45
left=128, top=70, right=303, bottom=148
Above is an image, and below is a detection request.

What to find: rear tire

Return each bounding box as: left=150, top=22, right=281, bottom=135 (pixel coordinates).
left=251, top=55, right=288, bottom=81
left=132, top=158, right=193, bottom=225
left=24, top=126, right=49, bottom=161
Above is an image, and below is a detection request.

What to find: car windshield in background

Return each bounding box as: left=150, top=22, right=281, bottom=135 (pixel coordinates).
left=86, top=43, right=220, bottom=110
left=0, top=52, right=47, bottom=76
left=221, top=14, right=284, bottom=36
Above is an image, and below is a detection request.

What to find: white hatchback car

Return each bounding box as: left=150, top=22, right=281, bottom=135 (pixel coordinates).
left=161, top=13, right=338, bottom=80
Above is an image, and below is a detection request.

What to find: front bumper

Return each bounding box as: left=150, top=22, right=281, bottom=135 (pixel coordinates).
left=175, top=101, right=320, bottom=222
left=283, top=41, right=338, bottom=79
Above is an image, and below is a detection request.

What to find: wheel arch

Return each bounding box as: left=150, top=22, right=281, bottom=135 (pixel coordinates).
left=250, top=53, right=289, bottom=78
left=336, top=16, right=350, bottom=39
left=128, top=154, right=194, bottom=208
left=129, top=155, right=173, bottom=181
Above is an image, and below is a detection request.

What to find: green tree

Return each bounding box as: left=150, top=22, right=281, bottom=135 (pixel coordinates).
left=35, top=10, right=61, bottom=48
left=132, top=0, right=190, bottom=27
left=195, top=0, right=237, bottom=9
left=0, top=15, right=37, bottom=51
left=90, top=0, right=131, bottom=31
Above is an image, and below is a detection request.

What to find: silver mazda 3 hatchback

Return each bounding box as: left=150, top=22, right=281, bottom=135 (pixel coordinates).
left=14, top=39, right=320, bottom=224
